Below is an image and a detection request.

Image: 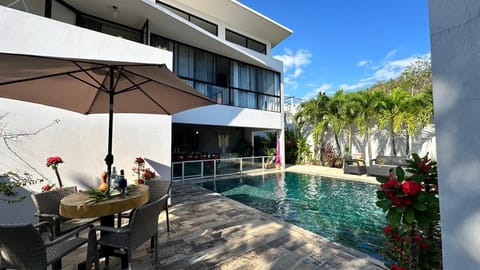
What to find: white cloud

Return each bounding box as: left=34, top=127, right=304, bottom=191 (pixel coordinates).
left=303, top=84, right=331, bottom=99
left=274, top=49, right=312, bottom=89
left=341, top=51, right=430, bottom=91
left=357, top=60, right=369, bottom=67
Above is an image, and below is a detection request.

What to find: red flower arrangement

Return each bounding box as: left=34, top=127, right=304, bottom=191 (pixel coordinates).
left=41, top=183, right=55, bottom=192
left=376, top=153, right=441, bottom=270
left=132, top=157, right=155, bottom=184
left=46, top=156, right=63, bottom=188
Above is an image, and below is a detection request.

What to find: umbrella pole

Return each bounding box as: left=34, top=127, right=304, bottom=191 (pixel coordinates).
left=104, top=66, right=115, bottom=194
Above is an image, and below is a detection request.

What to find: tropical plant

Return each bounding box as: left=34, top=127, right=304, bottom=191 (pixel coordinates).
left=376, top=153, right=441, bottom=270
left=377, top=88, right=411, bottom=155
left=295, top=135, right=311, bottom=164
left=341, top=92, right=362, bottom=155
left=351, top=90, right=386, bottom=165
left=284, top=129, right=298, bottom=164
left=294, top=92, right=330, bottom=162
left=326, top=90, right=348, bottom=155
left=1, top=171, right=43, bottom=203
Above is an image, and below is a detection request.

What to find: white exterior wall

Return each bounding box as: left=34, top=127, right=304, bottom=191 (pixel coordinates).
left=0, top=7, right=174, bottom=223
left=0, top=6, right=173, bottom=67
left=429, top=1, right=480, bottom=269
left=300, top=125, right=435, bottom=164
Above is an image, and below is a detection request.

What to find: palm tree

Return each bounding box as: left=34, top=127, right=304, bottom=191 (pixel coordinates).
left=351, top=90, right=386, bottom=165
left=293, top=93, right=330, bottom=162
left=403, top=89, right=434, bottom=155
left=340, top=92, right=362, bottom=155
left=378, top=88, right=410, bottom=155
left=326, top=90, right=348, bottom=156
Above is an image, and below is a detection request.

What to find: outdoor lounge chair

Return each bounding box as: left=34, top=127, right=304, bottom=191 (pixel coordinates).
left=87, top=194, right=168, bottom=269
left=366, top=155, right=409, bottom=177
left=31, top=186, right=98, bottom=238
left=0, top=221, right=90, bottom=270
left=343, top=156, right=367, bottom=175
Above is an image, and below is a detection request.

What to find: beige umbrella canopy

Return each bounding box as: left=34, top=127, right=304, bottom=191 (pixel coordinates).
left=0, top=53, right=215, bottom=187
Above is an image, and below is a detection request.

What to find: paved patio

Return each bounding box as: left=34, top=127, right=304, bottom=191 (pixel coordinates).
left=63, top=166, right=385, bottom=269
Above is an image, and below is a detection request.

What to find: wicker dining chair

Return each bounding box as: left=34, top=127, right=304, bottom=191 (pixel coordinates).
left=31, top=186, right=98, bottom=238
left=117, top=179, right=172, bottom=233
left=87, top=194, right=168, bottom=269
left=0, top=221, right=90, bottom=270
left=145, top=179, right=171, bottom=232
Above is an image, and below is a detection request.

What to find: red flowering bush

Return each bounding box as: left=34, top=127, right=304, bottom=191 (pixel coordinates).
left=376, top=153, right=442, bottom=270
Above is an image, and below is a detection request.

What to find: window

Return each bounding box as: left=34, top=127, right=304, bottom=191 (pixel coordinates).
left=175, top=44, right=194, bottom=78
left=156, top=1, right=217, bottom=36
left=151, top=34, right=173, bottom=51
left=225, top=29, right=266, bottom=55
left=190, top=16, right=217, bottom=36
left=194, top=50, right=214, bottom=83
left=173, top=43, right=280, bottom=111
left=77, top=14, right=141, bottom=42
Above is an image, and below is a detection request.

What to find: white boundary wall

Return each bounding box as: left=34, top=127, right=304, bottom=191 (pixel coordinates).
left=429, top=0, right=480, bottom=268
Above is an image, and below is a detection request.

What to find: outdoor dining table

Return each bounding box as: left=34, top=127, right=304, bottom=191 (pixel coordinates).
left=59, top=184, right=149, bottom=224
left=59, top=185, right=150, bottom=268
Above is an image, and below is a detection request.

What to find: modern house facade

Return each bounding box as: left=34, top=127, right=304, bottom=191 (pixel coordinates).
left=0, top=0, right=291, bottom=223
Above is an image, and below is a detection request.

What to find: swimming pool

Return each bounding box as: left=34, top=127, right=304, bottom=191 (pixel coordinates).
left=198, top=171, right=386, bottom=260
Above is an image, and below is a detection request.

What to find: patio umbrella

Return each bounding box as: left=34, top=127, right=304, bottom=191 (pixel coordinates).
left=0, top=53, right=215, bottom=188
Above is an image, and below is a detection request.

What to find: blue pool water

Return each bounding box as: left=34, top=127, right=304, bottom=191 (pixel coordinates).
left=198, top=172, right=386, bottom=260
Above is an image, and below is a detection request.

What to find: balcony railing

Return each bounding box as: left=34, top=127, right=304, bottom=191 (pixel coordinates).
left=172, top=156, right=276, bottom=182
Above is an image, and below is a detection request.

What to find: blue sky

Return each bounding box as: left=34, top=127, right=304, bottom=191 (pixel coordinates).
left=239, top=0, right=431, bottom=100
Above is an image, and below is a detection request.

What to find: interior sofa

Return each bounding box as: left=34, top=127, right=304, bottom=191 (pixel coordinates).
left=366, top=155, right=409, bottom=177
left=343, top=156, right=367, bottom=175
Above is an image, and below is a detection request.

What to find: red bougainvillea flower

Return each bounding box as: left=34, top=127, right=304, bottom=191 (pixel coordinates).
left=391, top=196, right=412, bottom=207
left=417, top=160, right=431, bottom=172
left=46, top=156, right=63, bottom=168
left=391, top=263, right=407, bottom=270
left=415, top=235, right=430, bottom=250
left=381, top=176, right=401, bottom=189
left=402, top=180, right=422, bottom=196
left=135, top=157, right=145, bottom=164
left=384, top=225, right=394, bottom=236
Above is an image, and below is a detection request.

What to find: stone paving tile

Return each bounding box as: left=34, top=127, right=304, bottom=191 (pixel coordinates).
left=61, top=178, right=385, bottom=270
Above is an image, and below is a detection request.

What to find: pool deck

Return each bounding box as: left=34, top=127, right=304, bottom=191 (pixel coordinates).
left=62, top=165, right=385, bottom=269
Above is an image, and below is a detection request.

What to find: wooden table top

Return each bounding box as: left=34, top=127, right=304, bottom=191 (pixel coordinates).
left=59, top=185, right=149, bottom=219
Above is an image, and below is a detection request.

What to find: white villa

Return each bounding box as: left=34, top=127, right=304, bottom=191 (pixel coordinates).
left=0, top=0, right=291, bottom=222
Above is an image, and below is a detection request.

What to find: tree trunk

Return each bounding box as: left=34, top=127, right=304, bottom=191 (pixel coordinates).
left=348, top=126, right=353, bottom=154
left=366, top=127, right=372, bottom=166
left=391, top=126, right=397, bottom=156
left=334, top=134, right=341, bottom=156
left=406, top=133, right=411, bottom=156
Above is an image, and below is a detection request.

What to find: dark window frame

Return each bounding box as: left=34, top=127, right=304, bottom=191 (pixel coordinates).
left=225, top=29, right=266, bottom=55
left=156, top=1, right=218, bottom=36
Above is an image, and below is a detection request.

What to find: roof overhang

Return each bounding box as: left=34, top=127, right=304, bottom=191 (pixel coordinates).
left=60, top=0, right=284, bottom=71
left=161, top=0, right=293, bottom=48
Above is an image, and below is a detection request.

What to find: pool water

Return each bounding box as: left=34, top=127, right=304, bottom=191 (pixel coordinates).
left=198, top=172, right=386, bottom=260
